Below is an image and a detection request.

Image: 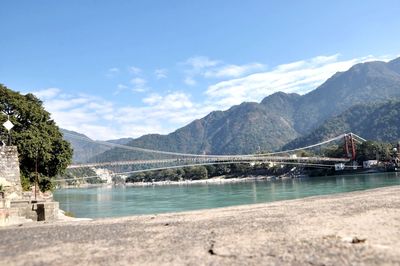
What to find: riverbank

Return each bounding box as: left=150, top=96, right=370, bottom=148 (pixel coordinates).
left=1, top=185, right=399, bottom=265
left=125, top=175, right=274, bottom=187
left=59, top=175, right=276, bottom=189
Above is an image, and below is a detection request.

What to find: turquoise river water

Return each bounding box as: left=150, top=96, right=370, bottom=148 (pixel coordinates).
left=54, top=172, right=400, bottom=218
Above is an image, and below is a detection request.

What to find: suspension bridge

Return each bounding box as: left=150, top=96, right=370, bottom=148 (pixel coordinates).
left=59, top=132, right=366, bottom=182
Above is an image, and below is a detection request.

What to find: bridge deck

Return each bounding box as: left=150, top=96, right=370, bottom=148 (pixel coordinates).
left=68, top=156, right=350, bottom=169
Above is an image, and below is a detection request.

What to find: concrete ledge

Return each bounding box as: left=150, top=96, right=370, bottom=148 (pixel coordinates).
left=1, top=201, right=59, bottom=226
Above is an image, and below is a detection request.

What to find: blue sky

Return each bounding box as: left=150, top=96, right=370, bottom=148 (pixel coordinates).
left=1, top=0, right=400, bottom=140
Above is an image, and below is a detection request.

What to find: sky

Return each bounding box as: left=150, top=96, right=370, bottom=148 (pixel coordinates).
left=1, top=0, right=400, bottom=140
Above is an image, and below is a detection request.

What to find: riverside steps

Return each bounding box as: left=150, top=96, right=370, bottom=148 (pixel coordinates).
left=0, top=146, right=59, bottom=226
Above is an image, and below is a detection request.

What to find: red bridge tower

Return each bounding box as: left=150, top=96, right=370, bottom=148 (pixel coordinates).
left=344, top=133, right=357, bottom=160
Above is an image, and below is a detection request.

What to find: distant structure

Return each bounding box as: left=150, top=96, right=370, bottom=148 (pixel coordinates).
left=93, top=168, right=113, bottom=184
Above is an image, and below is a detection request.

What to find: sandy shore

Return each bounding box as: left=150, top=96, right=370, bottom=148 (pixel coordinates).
left=1, top=186, right=399, bottom=265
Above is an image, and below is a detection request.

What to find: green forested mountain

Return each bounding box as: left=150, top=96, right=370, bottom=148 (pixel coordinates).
left=61, top=129, right=112, bottom=163
left=284, top=101, right=400, bottom=150
left=93, top=93, right=302, bottom=162
left=125, top=96, right=302, bottom=155
left=62, top=129, right=156, bottom=163
left=61, top=129, right=133, bottom=163
left=293, top=58, right=400, bottom=133
left=67, top=57, right=400, bottom=161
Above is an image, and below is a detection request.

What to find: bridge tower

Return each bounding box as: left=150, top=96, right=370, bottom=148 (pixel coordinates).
left=397, top=142, right=400, bottom=159
left=343, top=133, right=356, bottom=160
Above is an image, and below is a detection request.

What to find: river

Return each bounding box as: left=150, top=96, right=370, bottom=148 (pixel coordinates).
left=54, top=172, right=400, bottom=218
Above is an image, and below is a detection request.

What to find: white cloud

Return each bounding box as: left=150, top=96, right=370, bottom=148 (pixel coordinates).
left=206, top=54, right=392, bottom=108
left=128, top=66, right=142, bottom=75
left=108, top=67, right=119, bottom=72
left=182, top=56, right=220, bottom=86
left=182, top=56, right=265, bottom=83
left=130, top=78, right=146, bottom=86
left=31, top=88, right=210, bottom=140
left=155, top=69, right=168, bottom=79
left=143, top=92, right=193, bottom=109
left=130, top=78, right=149, bottom=93
left=30, top=54, right=396, bottom=141
left=133, top=87, right=148, bottom=93
left=106, top=67, right=120, bottom=78
left=31, top=88, right=61, bottom=100
left=159, top=92, right=193, bottom=109
left=113, top=84, right=129, bottom=95
left=204, top=63, right=265, bottom=78
left=143, top=93, right=163, bottom=105
left=185, top=56, right=220, bottom=70
left=184, top=77, right=197, bottom=86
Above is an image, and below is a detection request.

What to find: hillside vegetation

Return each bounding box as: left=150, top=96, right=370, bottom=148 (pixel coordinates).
left=284, top=101, right=400, bottom=150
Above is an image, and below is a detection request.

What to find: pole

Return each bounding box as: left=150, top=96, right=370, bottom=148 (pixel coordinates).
left=35, top=156, right=38, bottom=201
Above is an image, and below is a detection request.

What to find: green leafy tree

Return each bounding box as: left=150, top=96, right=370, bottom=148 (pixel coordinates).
left=0, top=84, right=73, bottom=191
left=296, top=150, right=314, bottom=157
left=183, top=166, right=208, bottom=180
left=322, top=145, right=344, bottom=158
left=356, top=141, right=392, bottom=163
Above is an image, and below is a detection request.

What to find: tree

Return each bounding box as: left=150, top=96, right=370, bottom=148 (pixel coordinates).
left=296, top=150, right=314, bottom=157
left=356, top=141, right=392, bottom=163
left=322, top=145, right=344, bottom=158
left=183, top=166, right=208, bottom=180
left=0, top=84, right=73, bottom=191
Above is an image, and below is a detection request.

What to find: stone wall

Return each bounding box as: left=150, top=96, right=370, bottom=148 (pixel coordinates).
left=0, top=146, right=60, bottom=226
left=10, top=200, right=59, bottom=222
left=0, top=146, right=22, bottom=199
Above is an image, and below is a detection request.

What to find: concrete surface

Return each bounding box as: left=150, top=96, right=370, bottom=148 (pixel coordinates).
left=0, top=186, right=399, bottom=265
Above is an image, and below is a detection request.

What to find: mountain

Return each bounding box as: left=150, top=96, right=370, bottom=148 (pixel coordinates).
left=61, top=129, right=134, bottom=163
left=107, top=138, right=134, bottom=145
left=89, top=57, right=400, bottom=160
left=61, top=129, right=112, bottom=163
left=98, top=93, right=302, bottom=160
left=283, top=100, right=400, bottom=150
left=293, top=58, right=400, bottom=133
left=388, top=57, right=400, bottom=73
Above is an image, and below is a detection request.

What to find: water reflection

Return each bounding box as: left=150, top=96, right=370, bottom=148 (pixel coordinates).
left=54, top=173, right=400, bottom=218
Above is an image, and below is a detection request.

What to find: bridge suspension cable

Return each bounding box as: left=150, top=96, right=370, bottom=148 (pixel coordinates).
left=57, top=160, right=361, bottom=182
left=349, top=133, right=367, bottom=143
left=62, top=131, right=251, bottom=158
left=63, top=131, right=365, bottom=162
left=258, top=134, right=347, bottom=156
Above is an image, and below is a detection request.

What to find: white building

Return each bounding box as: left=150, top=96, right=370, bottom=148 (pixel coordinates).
left=363, top=160, right=378, bottom=169
left=92, top=168, right=113, bottom=184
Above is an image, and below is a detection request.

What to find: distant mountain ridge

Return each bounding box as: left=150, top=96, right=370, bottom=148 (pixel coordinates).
left=64, top=57, right=400, bottom=162
left=293, top=58, right=400, bottom=133
left=116, top=57, right=400, bottom=154
left=61, top=129, right=132, bottom=163
left=283, top=100, right=400, bottom=150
